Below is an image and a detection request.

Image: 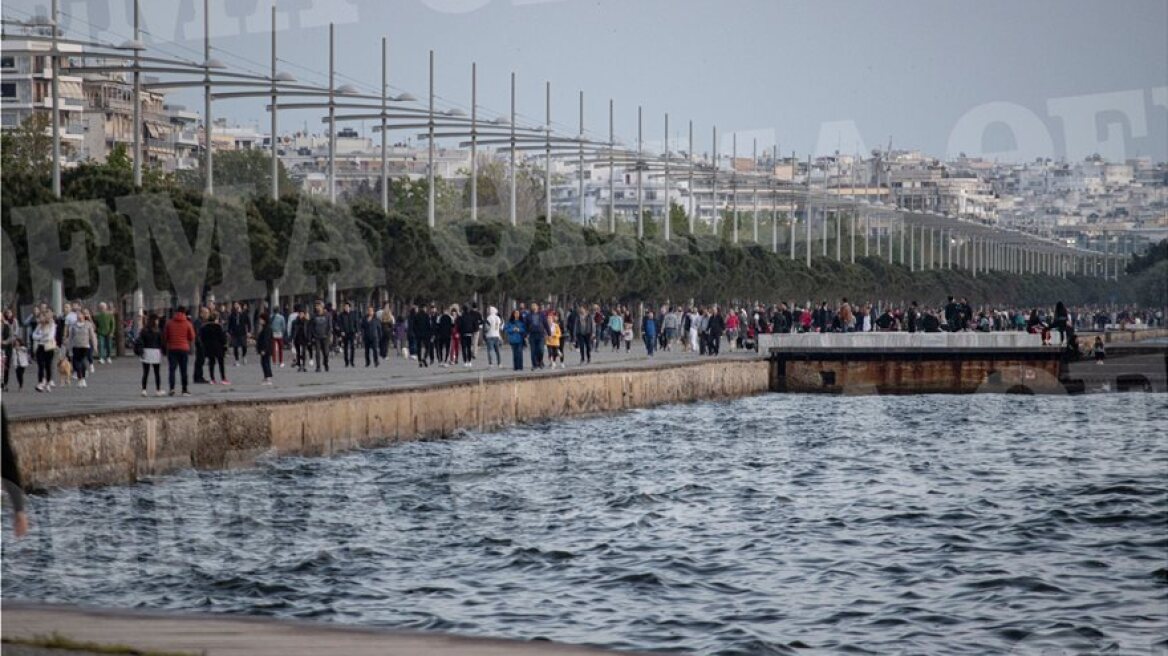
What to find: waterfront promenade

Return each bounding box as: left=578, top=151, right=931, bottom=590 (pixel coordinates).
left=4, top=347, right=759, bottom=421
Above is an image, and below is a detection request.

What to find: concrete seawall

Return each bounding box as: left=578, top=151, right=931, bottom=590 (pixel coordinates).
left=9, top=359, right=770, bottom=489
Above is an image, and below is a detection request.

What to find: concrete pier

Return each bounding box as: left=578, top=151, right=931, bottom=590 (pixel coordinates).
left=6, top=354, right=768, bottom=489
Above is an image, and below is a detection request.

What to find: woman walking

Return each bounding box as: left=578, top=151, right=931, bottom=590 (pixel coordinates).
left=546, top=310, right=564, bottom=369
left=31, top=311, right=56, bottom=392
left=200, top=311, right=229, bottom=385
left=256, top=312, right=274, bottom=385
left=136, top=314, right=164, bottom=396
left=484, top=306, right=503, bottom=368
left=67, top=309, right=98, bottom=388
left=575, top=306, right=593, bottom=364
left=504, top=310, right=527, bottom=371
left=608, top=311, right=623, bottom=351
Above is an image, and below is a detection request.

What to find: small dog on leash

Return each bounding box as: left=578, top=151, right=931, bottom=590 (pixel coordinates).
left=56, top=355, right=73, bottom=386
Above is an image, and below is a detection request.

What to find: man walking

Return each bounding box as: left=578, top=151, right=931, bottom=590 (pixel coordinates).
left=310, top=301, right=332, bottom=372
left=361, top=306, right=383, bottom=367
left=94, top=302, right=116, bottom=364
left=525, top=302, right=550, bottom=370
left=336, top=301, right=359, bottom=367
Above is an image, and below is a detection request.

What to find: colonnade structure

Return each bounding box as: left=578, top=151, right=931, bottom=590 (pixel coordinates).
left=1, top=1, right=1129, bottom=282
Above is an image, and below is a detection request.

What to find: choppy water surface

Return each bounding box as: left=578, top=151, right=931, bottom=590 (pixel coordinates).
left=4, top=394, right=1168, bottom=655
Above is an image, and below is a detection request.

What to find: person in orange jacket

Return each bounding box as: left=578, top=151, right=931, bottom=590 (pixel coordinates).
left=163, top=307, right=196, bottom=396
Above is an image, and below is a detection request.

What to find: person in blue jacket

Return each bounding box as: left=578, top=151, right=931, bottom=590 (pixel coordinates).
left=641, top=310, right=658, bottom=356
left=504, top=310, right=527, bottom=371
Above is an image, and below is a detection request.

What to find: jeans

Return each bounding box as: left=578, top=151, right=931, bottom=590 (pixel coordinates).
left=72, top=347, right=90, bottom=379
left=314, top=338, right=329, bottom=371
left=576, top=334, right=592, bottom=362
left=231, top=335, right=247, bottom=362
left=485, top=336, right=502, bottom=366
left=342, top=333, right=356, bottom=366
left=35, top=345, right=53, bottom=384
left=643, top=334, right=656, bottom=356
left=167, top=350, right=189, bottom=393
left=260, top=353, right=272, bottom=379
left=97, top=334, right=113, bottom=360
left=529, top=334, right=545, bottom=369
left=460, top=334, right=474, bottom=363
left=272, top=337, right=284, bottom=365
left=510, top=343, right=524, bottom=371
left=365, top=340, right=380, bottom=366
left=193, top=341, right=206, bottom=381
left=208, top=352, right=226, bottom=381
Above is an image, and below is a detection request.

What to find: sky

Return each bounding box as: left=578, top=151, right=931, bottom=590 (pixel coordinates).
left=6, top=0, right=1168, bottom=162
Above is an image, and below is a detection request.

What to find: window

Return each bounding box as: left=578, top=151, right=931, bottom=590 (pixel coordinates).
left=1, top=83, right=16, bottom=99
left=0, top=56, right=14, bottom=69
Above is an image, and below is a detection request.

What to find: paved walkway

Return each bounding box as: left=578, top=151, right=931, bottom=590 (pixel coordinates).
left=1, top=603, right=636, bottom=656
left=4, top=344, right=759, bottom=420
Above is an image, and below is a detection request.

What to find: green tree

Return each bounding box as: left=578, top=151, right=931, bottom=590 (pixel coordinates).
left=176, top=148, right=293, bottom=195
left=0, top=114, right=54, bottom=179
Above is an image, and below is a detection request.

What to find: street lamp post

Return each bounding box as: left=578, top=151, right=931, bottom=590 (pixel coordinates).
left=663, top=112, right=670, bottom=242
left=636, top=105, right=643, bottom=239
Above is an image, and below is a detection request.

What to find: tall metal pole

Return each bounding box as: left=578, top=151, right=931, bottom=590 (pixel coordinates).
left=328, top=23, right=336, bottom=204
left=379, top=37, right=388, bottom=212
left=608, top=99, right=615, bottom=233
left=909, top=223, right=915, bottom=272
left=203, top=0, right=213, bottom=194
left=636, top=105, right=643, bottom=239
left=771, top=144, right=778, bottom=254
left=50, top=0, right=61, bottom=197
left=790, top=151, right=797, bottom=261
left=712, top=126, right=718, bottom=236
left=752, top=138, right=759, bottom=243
left=470, top=63, right=477, bottom=221
left=132, top=0, right=142, bottom=187
left=898, top=218, right=905, bottom=266
left=577, top=90, right=584, bottom=224
left=687, top=120, right=694, bottom=233
left=865, top=210, right=870, bottom=257
left=544, top=81, right=551, bottom=222
left=663, top=112, right=670, bottom=241
left=731, top=132, right=738, bottom=243
left=805, top=155, right=812, bottom=267
left=426, top=51, right=436, bottom=226
left=850, top=210, right=856, bottom=263
left=508, top=71, right=516, bottom=226
left=271, top=7, right=280, bottom=200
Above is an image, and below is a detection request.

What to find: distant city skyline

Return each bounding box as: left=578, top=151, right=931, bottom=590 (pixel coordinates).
left=5, top=0, right=1167, bottom=162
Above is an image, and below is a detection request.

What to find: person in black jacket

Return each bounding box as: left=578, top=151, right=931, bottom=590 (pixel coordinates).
left=361, top=306, right=383, bottom=367
left=416, top=305, right=437, bottom=367
left=907, top=302, right=921, bottom=333
left=256, top=312, right=274, bottom=384
left=436, top=306, right=455, bottom=367
left=198, top=311, right=228, bottom=384
left=309, top=301, right=331, bottom=372
left=227, top=302, right=251, bottom=366
left=336, top=301, right=360, bottom=367
left=290, top=306, right=311, bottom=372
left=456, top=304, right=481, bottom=367
left=707, top=307, right=726, bottom=356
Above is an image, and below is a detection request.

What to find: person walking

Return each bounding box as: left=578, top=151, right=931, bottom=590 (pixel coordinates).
left=163, top=307, right=195, bottom=396
left=361, top=306, right=383, bottom=367
left=526, top=302, right=549, bottom=370
left=94, top=302, right=115, bottom=364
left=546, top=310, right=564, bottom=369
left=270, top=307, right=286, bottom=369
left=378, top=307, right=394, bottom=360
left=192, top=306, right=209, bottom=384
left=642, top=310, right=658, bottom=357
left=575, top=305, right=593, bottom=364
left=290, top=306, right=310, bottom=372
left=607, top=311, right=624, bottom=351
left=505, top=309, right=527, bottom=371
left=256, top=312, right=274, bottom=385
left=707, top=307, right=726, bottom=356
left=457, top=304, right=482, bottom=367
left=31, top=311, right=56, bottom=392
left=337, top=301, right=359, bottom=367
left=2, top=309, right=17, bottom=392
left=200, top=311, right=229, bottom=385
left=227, top=302, right=250, bottom=367
left=132, top=314, right=163, bottom=396
left=67, top=309, right=98, bottom=388
left=310, top=302, right=332, bottom=372
left=484, top=306, right=503, bottom=368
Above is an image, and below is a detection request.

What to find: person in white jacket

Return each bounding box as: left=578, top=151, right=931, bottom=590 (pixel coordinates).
left=67, top=310, right=98, bottom=388
left=484, top=306, right=503, bottom=368
left=31, top=311, right=57, bottom=392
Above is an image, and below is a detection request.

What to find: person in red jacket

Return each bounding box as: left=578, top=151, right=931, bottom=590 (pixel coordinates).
left=163, top=307, right=196, bottom=396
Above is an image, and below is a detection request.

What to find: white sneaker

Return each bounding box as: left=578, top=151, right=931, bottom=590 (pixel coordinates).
left=141, top=389, right=147, bottom=397
left=279, top=363, right=285, bottom=368
left=156, top=390, right=166, bottom=397
left=79, top=379, right=87, bottom=388
left=233, top=362, right=240, bottom=367
left=89, top=365, right=94, bottom=373
left=49, top=381, right=55, bottom=388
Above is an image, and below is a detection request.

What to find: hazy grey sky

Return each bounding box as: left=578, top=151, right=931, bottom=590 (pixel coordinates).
left=8, top=0, right=1168, bottom=161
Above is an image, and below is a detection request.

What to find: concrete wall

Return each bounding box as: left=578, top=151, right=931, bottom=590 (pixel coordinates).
left=770, top=350, right=1064, bottom=394
left=9, top=360, right=771, bottom=489
left=759, top=332, right=1045, bottom=350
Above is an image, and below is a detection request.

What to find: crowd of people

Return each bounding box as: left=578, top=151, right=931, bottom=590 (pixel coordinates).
left=1, top=297, right=1162, bottom=396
